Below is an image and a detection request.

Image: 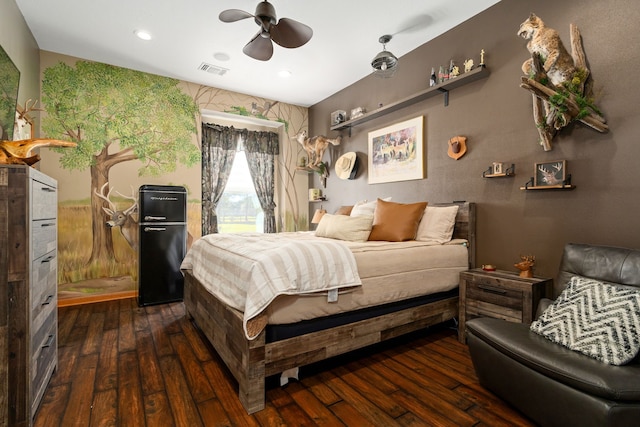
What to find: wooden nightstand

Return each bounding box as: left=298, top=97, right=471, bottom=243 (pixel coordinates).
left=458, top=269, right=552, bottom=343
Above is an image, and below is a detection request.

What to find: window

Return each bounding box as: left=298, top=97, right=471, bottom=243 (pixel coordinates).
left=217, top=150, right=263, bottom=233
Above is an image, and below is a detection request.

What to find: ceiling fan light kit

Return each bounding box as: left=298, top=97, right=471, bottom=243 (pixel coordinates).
left=371, top=34, right=398, bottom=78
left=219, top=0, right=313, bottom=61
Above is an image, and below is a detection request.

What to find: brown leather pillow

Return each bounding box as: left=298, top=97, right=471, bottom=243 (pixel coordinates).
left=334, top=205, right=353, bottom=215
left=368, top=199, right=428, bottom=241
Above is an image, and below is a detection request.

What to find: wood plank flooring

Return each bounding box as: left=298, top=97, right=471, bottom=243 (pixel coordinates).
left=34, top=298, right=536, bottom=426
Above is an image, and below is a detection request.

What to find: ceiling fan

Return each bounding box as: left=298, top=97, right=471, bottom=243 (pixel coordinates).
left=219, top=1, right=313, bottom=61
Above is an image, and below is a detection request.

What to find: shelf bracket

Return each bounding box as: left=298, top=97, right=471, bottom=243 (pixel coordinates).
left=523, top=177, right=534, bottom=189
left=438, top=88, right=449, bottom=106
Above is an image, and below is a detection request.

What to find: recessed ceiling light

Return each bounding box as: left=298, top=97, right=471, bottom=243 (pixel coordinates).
left=134, top=30, right=152, bottom=41
left=213, top=52, right=230, bottom=62
left=278, top=69, right=292, bottom=78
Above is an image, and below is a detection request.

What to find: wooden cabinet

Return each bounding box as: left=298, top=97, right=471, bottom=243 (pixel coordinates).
left=1, top=165, right=58, bottom=426
left=458, top=269, right=551, bottom=343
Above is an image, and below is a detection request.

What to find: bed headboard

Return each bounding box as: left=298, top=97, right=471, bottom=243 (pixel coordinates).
left=432, top=201, right=476, bottom=269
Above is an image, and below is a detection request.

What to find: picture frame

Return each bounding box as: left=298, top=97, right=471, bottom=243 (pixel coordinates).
left=330, top=110, right=346, bottom=126
left=368, top=116, right=424, bottom=184
left=0, top=44, right=21, bottom=141
left=534, top=160, right=567, bottom=187
left=492, top=162, right=504, bottom=175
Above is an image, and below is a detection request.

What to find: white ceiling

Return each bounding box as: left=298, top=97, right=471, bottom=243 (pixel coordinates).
left=16, top=0, right=499, bottom=107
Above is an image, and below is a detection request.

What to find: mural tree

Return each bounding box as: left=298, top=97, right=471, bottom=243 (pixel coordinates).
left=42, top=61, right=199, bottom=264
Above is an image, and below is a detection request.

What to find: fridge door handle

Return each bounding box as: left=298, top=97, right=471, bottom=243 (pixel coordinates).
left=144, top=227, right=167, bottom=232
left=145, top=215, right=167, bottom=221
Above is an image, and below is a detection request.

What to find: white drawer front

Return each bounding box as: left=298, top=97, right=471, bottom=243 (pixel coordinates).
left=30, top=179, right=57, bottom=220
left=31, top=250, right=57, bottom=315
left=32, top=219, right=57, bottom=260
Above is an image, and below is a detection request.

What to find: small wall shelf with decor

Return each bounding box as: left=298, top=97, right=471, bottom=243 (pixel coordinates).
left=520, top=175, right=575, bottom=191
left=330, top=65, right=489, bottom=133
left=483, top=163, right=515, bottom=178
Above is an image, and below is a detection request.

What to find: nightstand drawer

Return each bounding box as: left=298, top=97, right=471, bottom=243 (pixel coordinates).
left=458, top=269, right=552, bottom=343
left=467, top=280, right=523, bottom=311
left=466, top=299, right=523, bottom=323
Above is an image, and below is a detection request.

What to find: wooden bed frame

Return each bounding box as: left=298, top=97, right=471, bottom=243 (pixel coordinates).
left=184, top=202, right=476, bottom=413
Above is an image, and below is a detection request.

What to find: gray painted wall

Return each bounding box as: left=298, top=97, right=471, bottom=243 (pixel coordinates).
left=309, top=0, right=640, bottom=278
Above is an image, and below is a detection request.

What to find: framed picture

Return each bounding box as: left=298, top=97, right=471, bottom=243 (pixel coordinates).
left=368, top=116, right=424, bottom=184
left=330, top=110, right=346, bottom=126
left=534, top=160, right=567, bottom=187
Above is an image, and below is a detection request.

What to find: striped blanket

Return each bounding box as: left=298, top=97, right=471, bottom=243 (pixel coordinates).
left=180, top=232, right=362, bottom=339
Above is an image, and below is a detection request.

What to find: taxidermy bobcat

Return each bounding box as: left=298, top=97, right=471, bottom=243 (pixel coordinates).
left=518, top=13, right=575, bottom=86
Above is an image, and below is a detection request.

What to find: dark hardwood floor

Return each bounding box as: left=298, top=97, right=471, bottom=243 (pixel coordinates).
left=34, top=298, right=536, bottom=426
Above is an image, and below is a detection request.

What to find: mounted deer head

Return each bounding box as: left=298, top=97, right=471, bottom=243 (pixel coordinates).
left=94, top=183, right=139, bottom=251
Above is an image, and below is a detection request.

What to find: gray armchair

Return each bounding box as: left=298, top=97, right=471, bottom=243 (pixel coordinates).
left=466, top=243, right=640, bottom=427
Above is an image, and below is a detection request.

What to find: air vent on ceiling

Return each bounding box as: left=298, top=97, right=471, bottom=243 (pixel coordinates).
left=198, top=62, right=229, bottom=76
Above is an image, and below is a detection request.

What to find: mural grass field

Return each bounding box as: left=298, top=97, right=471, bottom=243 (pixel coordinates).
left=58, top=200, right=202, bottom=294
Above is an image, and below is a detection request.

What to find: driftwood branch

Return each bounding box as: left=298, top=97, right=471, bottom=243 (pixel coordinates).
left=520, top=23, right=607, bottom=151
left=0, top=138, right=77, bottom=166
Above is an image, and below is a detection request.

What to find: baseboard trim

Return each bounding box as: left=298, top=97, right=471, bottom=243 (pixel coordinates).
left=58, top=290, right=137, bottom=307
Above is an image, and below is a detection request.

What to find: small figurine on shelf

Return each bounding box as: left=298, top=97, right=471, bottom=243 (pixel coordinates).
left=430, top=67, right=437, bottom=87
left=514, top=255, right=535, bottom=278
left=480, top=49, right=485, bottom=67
left=449, top=60, right=457, bottom=78
left=451, top=65, right=460, bottom=78
left=438, top=65, right=445, bottom=83
left=464, top=59, right=474, bottom=73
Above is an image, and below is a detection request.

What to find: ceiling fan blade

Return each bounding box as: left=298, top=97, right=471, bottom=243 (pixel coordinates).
left=219, top=9, right=253, bottom=23
left=243, top=32, right=274, bottom=61
left=270, top=18, right=313, bottom=48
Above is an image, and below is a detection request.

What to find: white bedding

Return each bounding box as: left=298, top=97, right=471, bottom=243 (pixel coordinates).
left=180, top=232, right=361, bottom=339
left=268, top=238, right=469, bottom=324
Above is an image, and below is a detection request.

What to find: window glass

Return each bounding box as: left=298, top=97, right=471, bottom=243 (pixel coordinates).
left=218, top=150, right=263, bottom=233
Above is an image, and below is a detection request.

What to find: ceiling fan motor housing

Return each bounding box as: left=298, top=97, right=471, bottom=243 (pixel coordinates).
left=255, top=1, right=277, bottom=28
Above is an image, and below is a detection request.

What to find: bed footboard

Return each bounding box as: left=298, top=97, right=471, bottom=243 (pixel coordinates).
left=184, top=270, right=458, bottom=414
left=184, top=271, right=267, bottom=413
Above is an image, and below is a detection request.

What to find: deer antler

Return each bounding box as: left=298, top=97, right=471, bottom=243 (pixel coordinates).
left=520, top=254, right=536, bottom=263
left=115, top=185, right=139, bottom=216
left=94, top=183, right=117, bottom=212
left=16, top=99, right=44, bottom=120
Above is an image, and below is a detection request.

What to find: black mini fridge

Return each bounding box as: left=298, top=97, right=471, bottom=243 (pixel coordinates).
left=138, top=185, right=187, bottom=306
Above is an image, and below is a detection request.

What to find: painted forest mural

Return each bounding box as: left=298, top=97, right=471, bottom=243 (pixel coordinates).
left=38, top=52, right=309, bottom=301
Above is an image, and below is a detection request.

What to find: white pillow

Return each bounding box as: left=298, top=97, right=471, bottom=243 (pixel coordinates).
left=315, top=214, right=374, bottom=242
left=415, top=205, right=459, bottom=243
left=350, top=197, right=391, bottom=217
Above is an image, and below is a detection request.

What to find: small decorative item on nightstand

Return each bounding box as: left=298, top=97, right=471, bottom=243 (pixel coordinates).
left=458, top=269, right=552, bottom=343
left=514, top=254, right=535, bottom=278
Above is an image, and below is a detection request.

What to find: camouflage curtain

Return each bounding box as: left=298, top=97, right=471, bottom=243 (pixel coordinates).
left=242, top=130, right=279, bottom=233
left=201, top=123, right=239, bottom=235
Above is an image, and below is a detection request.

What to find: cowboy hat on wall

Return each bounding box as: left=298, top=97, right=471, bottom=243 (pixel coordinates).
left=335, top=152, right=359, bottom=180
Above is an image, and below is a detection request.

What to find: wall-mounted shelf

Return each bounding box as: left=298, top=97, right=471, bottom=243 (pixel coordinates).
left=330, top=65, right=489, bottom=133
left=520, top=175, right=575, bottom=191
left=483, top=163, right=515, bottom=178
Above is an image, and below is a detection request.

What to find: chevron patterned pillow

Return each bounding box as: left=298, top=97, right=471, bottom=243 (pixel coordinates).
left=531, top=276, right=640, bottom=365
